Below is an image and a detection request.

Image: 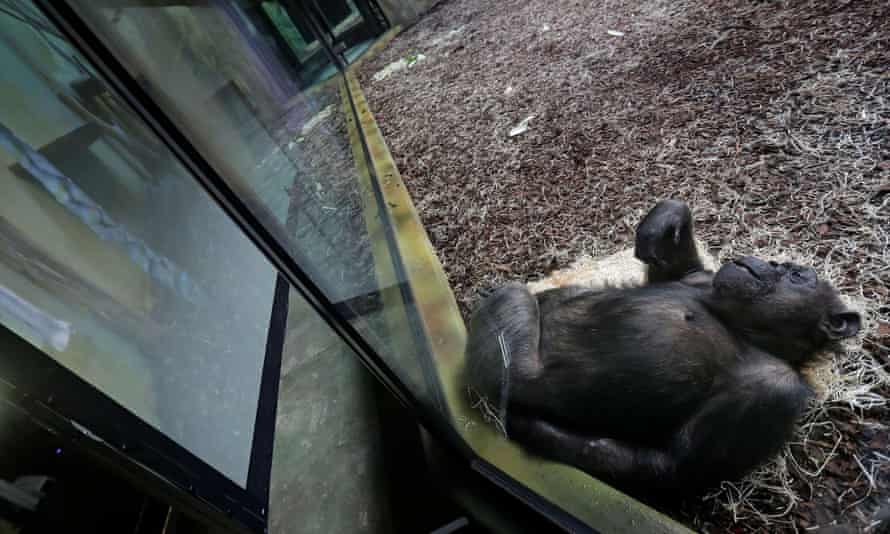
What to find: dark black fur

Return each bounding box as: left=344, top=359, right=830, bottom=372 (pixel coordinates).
left=465, top=200, right=861, bottom=493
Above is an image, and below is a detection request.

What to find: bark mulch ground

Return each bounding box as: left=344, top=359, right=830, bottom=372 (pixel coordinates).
left=358, top=0, right=890, bottom=532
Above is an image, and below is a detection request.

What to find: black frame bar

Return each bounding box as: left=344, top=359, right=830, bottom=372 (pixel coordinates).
left=245, top=275, right=289, bottom=515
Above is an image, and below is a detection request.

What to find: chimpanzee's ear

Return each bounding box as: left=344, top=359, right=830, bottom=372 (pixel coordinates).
left=821, top=311, right=861, bottom=339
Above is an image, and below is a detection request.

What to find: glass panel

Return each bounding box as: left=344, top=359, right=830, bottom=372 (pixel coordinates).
left=71, top=2, right=441, bottom=411
left=270, top=285, right=391, bottom=534
left=0, top=1, right=279, bottom=487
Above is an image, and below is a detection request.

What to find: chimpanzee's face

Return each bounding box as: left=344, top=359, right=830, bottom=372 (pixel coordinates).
left=714, top=256, right=817, bottom=300
left=712, top=257, right=860, bottom=359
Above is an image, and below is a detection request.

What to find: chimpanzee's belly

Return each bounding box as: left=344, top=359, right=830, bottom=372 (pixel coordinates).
left=531, top=287, right=738, bottom=444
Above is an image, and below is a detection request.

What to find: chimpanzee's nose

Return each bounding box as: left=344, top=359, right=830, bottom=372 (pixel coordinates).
left=734, top=256, right=775, bottom=280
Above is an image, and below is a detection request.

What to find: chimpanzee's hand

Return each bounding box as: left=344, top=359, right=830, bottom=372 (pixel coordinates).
left=634, top=199, right=694, bottom=268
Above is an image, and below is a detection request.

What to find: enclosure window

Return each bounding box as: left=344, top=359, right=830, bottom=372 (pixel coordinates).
left=0, top=0, right=279, bottom=487
left=71, top=0, right=445, bottom=413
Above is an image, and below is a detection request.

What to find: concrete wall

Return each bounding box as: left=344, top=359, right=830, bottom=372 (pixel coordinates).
left=378, top=0, right=440, bottom=27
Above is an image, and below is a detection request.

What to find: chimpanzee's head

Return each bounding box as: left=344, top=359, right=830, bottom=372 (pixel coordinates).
left=710, top=256, right=860, bottom=365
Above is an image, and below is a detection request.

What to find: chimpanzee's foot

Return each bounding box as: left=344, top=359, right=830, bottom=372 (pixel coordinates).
left=635, top=200, right=703, bottom=282
left=507, top=414, right=587, bottom=460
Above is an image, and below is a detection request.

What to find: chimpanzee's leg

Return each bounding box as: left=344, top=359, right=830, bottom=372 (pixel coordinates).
left=465, top=284, right=543, bottom=421
left=507, top=359, right=811, bottom=492
left=507, top=415, right=678, bottom=490
left=635, top=200, right=706, bottom=283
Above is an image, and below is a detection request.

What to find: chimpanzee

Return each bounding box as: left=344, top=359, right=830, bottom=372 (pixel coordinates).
left=465, top=200, right=861, bottom=493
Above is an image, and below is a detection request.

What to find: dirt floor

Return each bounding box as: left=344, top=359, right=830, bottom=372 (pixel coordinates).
left=357, top=0, right=890, bottom=532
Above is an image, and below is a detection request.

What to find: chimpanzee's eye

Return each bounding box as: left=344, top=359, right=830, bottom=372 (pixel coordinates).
left=790, top=271, right=804, bottom=284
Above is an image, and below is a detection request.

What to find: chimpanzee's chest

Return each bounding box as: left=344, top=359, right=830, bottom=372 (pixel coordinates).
left=538, top=287, right=739, bottom=440
left=543, top=286, right=737, bottom=370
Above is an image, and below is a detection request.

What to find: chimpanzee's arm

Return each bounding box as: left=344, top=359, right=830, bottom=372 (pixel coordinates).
left=508, top=358, right=812, bottom=490
left=635, top=200, right=705, bottom=284
left=670, top=359, right=812, bottom=486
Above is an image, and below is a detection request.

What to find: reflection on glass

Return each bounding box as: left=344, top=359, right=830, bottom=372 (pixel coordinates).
left=309, top=0, right=361, bottom=40
left=0, top=1, right=278, bottom=487
left=307, top=0, right=377, bottom=64
left=260, top=2, right=339, bottom=85
left=73, top=2, right=441, bottom=410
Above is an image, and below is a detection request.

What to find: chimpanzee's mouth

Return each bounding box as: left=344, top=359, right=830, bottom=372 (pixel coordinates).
left=732, top=260, right=761, bottom=280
